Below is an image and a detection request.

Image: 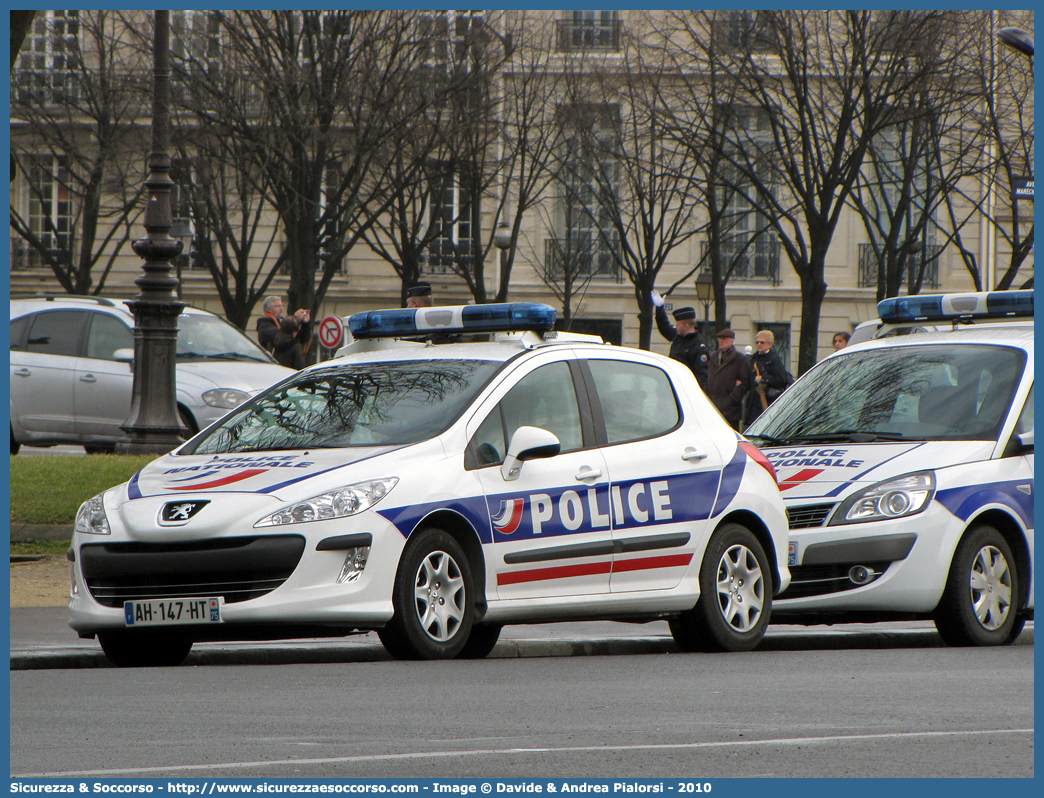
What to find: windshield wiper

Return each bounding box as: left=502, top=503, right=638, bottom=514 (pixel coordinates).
left=178, top=351, right=269, bottom=363
left=744, top=432, right=789, bottom=445
left=782, top=430, right=921, bottom=443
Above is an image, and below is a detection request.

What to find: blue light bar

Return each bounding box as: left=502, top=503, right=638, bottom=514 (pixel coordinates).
left=348, top=303, right=557, bottom=340
left=877, top=290, right=1033, bottom=323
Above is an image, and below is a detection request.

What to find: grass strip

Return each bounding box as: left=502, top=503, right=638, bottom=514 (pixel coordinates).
left=9, top=454, right=156, bottom=526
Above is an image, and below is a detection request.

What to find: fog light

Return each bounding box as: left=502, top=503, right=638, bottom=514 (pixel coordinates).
left=849, top=565, right=875, bottom=585
left=338, top=547, right=370, bottom=584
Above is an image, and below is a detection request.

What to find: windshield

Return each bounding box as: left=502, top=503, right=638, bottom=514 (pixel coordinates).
left=745, top=344, right=1025, bottom=444
left=185, top=359, right=502, bottom=454
left=177, top=313, right=275, bottom=363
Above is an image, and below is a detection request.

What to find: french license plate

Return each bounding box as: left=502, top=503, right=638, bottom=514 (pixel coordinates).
left=124, top=597, right=222, bottom=627
left=788, top=541, right=798, bottom=567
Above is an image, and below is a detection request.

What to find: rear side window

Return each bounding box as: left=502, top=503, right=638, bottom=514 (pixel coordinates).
left=86, top=313, right=133, bottom=360
left=23, top=311, right=87, bottom=358
left=587, top=359, right=680, bottom=444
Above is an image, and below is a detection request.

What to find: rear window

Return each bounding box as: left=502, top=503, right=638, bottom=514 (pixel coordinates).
left=746, top=344, right=1026, bottom=443
left=186, top=359, right=502, bottom=454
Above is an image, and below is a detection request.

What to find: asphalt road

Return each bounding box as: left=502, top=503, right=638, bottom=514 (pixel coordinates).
left=10, top=622, right=1033, bottom=779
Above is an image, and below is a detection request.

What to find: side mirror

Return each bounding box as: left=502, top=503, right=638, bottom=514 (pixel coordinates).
left=113, top=348, right=135, bottom=363
left=500, top=425, right=561, bottom=481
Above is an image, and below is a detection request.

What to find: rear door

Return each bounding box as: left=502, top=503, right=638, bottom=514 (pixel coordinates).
left=580, top=355, right=726, bottom=593
left=10, top=310, right=88, bottom=437
left=466, top=353, right=613, bottom=601
left=73, top=311, right=135, bottom=439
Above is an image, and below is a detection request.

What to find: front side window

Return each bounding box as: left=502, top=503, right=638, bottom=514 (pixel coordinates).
left=467, top=361, right=584, bottom=467
left=189, top=359, right=502, bottom=454
left=746, top=344, right=1026, bottom=443
left=588, top=359, right=680, bottom=445
left=86, top=313, right=132, bottom=361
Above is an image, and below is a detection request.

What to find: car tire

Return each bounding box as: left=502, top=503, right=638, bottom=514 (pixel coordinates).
left=10, top=426, right=20, bottom=455
left=934, top=524, right=1020, bottom=646
left=456, top=623, right=502, bottom=659
left=84, top=444, right=117, bottom=455
left=669, top=523, right=772, bottom=653
left=97, top=630, right=193, bottom=667
left=378, top=528, right=475, bottom=660
left=178, top=406, right=198, bottom=439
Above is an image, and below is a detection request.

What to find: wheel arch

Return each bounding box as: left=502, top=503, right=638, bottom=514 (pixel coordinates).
left=410, top=509, right=489, bottom=618
left=963, top=508, right=1032, bottom=611
left=715, top=509, right=782, bottom=596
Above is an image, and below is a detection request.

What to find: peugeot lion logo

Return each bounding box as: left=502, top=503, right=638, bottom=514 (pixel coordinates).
left=160, top=500, right=210, bottom=525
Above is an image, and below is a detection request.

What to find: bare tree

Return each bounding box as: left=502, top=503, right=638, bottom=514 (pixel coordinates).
left=940, top=10, right=1034, bottom=291
left=708, top=11, right=955, bottom=374
left=555, top=24, right=704, bottom=350
left=10, top=10, right=149, bottom=295
left=651, top=10, right=782, bottom=334
left=168, top=10, right=429, bottom=322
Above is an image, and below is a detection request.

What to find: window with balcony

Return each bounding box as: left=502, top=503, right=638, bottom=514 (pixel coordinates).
left=425, top=170, right=472, bottom=274
left=17, top=156, right=72, bottom=270
left=15, top=11, right=80, bottom=105
left=552, top=104, right=622, bottom=281
left=712, top=11, right=773, bottom=53
left=171, top=11, right=222, bottom=104
left=419, top=10, right=487, bottom=109
left=717, top=106, right=779, bottom=283
left=557, top=11, right=621, bottom=52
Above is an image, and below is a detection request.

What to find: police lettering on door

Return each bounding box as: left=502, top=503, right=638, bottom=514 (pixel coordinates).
left=488, top=477, right=701, bottom=541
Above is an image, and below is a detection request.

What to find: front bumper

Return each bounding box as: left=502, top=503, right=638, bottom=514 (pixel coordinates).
left=69, top=503, right=404, bottom=637
left=773, top=502, right=965, bottom=617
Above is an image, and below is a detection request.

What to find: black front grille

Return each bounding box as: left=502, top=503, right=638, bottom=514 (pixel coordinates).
left=779, top=560, right=893, bottom=600
left=80, top=535, right=306, bottom=608
left=786, top=503, right=835, bottom=529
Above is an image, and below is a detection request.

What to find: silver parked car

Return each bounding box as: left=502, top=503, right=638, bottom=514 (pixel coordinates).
left=10, top=296, right=293, bottom=453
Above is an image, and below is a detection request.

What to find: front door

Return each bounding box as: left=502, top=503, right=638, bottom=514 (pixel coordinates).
left=466, top=356, right=613, bottom=601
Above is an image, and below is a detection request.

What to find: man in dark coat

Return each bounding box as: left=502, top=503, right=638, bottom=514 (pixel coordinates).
left=743, top=329, right=789, bottom=427
left=652, top=291, right=709, bottom=390
left=706, top=328, right=749, bottom=430
left=256, top=295, right=312, bottom=356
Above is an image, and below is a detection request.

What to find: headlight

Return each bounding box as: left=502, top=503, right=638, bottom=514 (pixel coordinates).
left=254, top=478, right=399, bottom=527
left=830, top=472, right=935, bottom=525
left=203, top=389, right=251, bottom=409
left=75, top=493, right=111, bottom=535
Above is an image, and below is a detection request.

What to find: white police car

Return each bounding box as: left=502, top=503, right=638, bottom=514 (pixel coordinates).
left=745, top=291, right=1034, bottom=646
left=69, top=303, right=790, bottom=665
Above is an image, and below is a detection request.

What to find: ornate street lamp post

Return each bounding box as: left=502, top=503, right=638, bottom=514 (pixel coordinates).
left=116, top=10, right=186, bottom=454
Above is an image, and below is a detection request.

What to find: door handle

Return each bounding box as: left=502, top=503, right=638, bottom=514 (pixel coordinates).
left=13, top=368, right=31, bottom=378
left=79, top=374, right=97, bottom=383
left=575, top=466, right=602, bottom=481
left=682, top=447, right=708, bottom=461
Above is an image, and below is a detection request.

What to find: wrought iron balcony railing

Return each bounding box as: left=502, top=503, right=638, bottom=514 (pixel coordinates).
left=858, top=243, right=942, bottom=289
left=544, top=237, right=622, bottom=281
left=700, top=237, right=781, bottom=285
left=556, top=18, right=622, bottom=52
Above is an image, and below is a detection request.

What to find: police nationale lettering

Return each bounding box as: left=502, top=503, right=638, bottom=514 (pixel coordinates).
left=764, top=448, right=863, bottom=469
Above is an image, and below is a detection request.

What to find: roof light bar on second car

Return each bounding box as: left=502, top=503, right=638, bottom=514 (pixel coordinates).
left=348, top=303, right=556, bottom=340
left=877, top=290, right=1033, bottom=324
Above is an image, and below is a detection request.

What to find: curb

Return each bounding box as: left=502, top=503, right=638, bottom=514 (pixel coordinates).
left=10, top=637, right=678, bottom=670
left=10, top=525, right=73, bottom=544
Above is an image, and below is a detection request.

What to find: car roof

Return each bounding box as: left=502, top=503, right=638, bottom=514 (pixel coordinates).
left=832, top=323, right=1034, bottom=358
left=11, top=295, right=216, bottom=319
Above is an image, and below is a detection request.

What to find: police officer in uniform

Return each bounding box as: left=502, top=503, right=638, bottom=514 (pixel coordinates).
left=651, top=290, right=709, bottom=390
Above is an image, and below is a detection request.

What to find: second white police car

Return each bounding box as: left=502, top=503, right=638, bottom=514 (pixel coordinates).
left=70, top=303, right=790, bottom=665
left=746, top=290, right=1034, bottom=646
